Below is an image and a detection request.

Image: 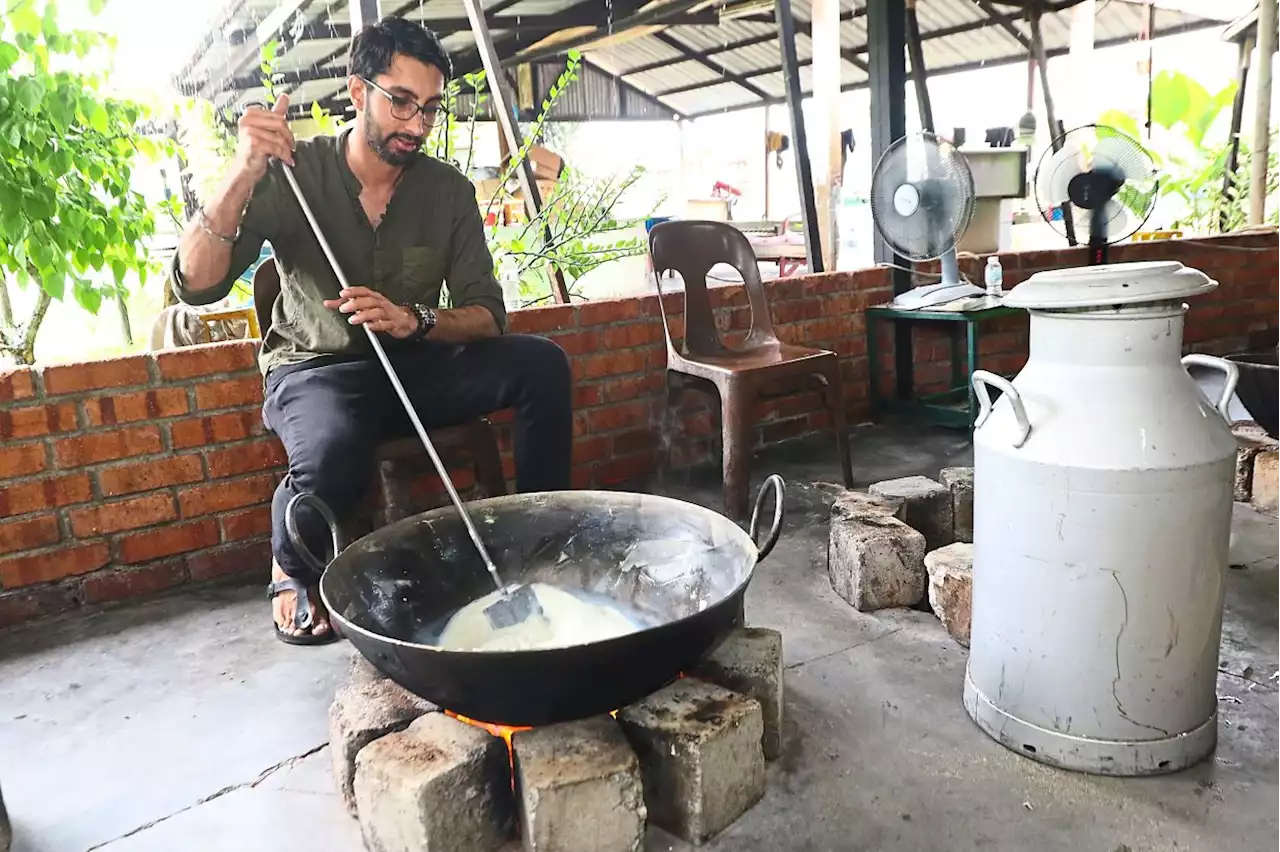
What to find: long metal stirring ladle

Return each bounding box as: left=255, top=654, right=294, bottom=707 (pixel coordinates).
left=277, top=157, right=543, bottom=630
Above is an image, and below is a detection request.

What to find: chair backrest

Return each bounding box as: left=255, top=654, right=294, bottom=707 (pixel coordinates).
left=253, top=256, right=281, bottom=340
left=647, top=220, right=778, bottom=358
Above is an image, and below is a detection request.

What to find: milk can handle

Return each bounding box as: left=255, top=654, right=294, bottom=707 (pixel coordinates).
left=749, top=474, right=786, bottom=561
left=1181, top=354, right=1239, bottom=422
left=972, top=370, right=1031, bottom=449
left=284, top=493, right=345, bottom=575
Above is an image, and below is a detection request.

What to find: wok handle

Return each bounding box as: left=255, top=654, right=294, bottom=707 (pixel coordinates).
left=284, top=493, right=344, bottom=575
left=749, top=474, right=786, bottom=560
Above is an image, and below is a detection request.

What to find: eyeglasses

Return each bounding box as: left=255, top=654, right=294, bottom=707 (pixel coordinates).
left=361, top=77, right=447, bottom=124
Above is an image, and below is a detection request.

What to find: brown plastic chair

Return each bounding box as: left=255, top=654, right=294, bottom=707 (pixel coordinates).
left=253, top=257, right=506, bottom=524
left=649, top=220, right=854, bottom=519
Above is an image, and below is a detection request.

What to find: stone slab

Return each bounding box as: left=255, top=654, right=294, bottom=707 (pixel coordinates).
left=1252, top=449, right=1278, bottom=515
left=691, top=627, right=785, bottom=760
left=925, top=543, right=974, bottom=647
left=617, top=679, right=765, bottom=845
left=869, top=476, right=954, bottom=551
left=329, top=678, right=437, bottom=814
left=939, top=467, right=974, bottom=544
left=354, top=713, right=514, bottom=852
left=512, top=715, right=646, bottom=852
left=829, top=498, right=928, bottom=612
left=349, top=650, right=389, bottom=685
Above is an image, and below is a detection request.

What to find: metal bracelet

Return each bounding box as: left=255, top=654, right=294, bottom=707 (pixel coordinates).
left=198, top=208, right=239, bottom=244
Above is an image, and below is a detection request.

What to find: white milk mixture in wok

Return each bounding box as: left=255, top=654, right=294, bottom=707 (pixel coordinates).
left=436, top=583, right=645, bottom=652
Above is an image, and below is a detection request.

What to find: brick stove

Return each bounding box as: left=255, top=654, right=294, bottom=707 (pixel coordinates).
left=330, top=627, right=784, bottom=851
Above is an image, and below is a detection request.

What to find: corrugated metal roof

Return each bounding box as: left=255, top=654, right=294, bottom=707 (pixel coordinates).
left=177, top=0, right=1234, bottom=122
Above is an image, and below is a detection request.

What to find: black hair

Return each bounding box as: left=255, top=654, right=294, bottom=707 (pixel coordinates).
left=349, top=16, right=453, bottom=81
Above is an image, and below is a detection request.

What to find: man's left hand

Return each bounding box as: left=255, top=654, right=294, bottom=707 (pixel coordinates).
left=324, top=287, right=419, bottom=339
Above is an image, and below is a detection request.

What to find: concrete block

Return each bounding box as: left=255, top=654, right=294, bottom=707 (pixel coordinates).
left=1253, top=449, right=1279, bottom=514
left=513, top=715, right=646, bottom=852
left=1232, top=422, right=1277, bottom=501
left=0, top=783, right=9, bottom=852
left=691, top=627, right=785, bottom=760
left=925, top=543, right=974, bottom=647
left=355, top=713, right=514, bottom=852
left=349, top=650, right=389, bottom=685
left=618, top=678, right=765, bottom=845
left=869, top=476, right=954, bottom=551
left=330, top=678, right=437, bottom=814
left=939, top=467, right=974, bottom=544
left=829, top=496, right=928, bottom=612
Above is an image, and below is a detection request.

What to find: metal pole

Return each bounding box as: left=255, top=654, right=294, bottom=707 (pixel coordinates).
left=775, top=0, right=824, bottom=274
left=1030, top=9, right=1077, bottom=246
left=460, top=0, right=570, bottom=303
left=905, top=0, right=934, bottom=133
left=351, top=0, right=382, bottom=31
left=1249, top=0, right=1276, bottom=225
left=1223, top=35, right=1254, bottom=231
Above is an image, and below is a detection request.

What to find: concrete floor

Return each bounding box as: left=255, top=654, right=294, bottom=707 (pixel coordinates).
left=1, top=423, right=1275, bottom=852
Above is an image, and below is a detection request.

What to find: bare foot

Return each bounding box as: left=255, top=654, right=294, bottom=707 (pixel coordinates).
left=271, top=560, right=331, bottom=638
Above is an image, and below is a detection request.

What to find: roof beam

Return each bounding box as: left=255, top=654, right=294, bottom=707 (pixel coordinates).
left=974, top=0, right=1033, bottom=51
left=497, top=0, right=719, bottom=68
left=186, top=0, right=316, bottom=98
left=650, top=30, right=773, bottom=101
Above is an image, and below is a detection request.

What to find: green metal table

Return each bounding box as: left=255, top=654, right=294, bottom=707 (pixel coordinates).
left=866, top=304, right=1023, bottom=428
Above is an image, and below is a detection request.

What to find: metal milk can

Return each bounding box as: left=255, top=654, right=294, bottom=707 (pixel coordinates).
left=964, top=261, right=1240, bottom=776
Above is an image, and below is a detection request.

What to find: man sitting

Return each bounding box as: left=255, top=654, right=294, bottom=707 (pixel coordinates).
left=169, top=17, right=573, bottom=644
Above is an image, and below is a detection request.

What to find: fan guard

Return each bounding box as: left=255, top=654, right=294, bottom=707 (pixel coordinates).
left=869, top=132, right=976, bottom=262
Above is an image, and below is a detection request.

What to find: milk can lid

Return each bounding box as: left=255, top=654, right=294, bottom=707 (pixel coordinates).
left=1002, top=261, right=1217, bottom=310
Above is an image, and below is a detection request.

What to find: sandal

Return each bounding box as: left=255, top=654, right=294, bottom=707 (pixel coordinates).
left=268, top=576, right=339, bottom=646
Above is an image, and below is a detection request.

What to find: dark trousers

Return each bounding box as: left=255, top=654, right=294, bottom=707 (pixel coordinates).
left=262, top=334, right=573, bottom=581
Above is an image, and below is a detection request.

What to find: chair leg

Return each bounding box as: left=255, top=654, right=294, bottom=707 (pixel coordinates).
left=468, top=421, right=507, bottom=498
left=719, top=385, right=754, bottom=521
left=817, top=364, right=855, bottom=488
left=660, top=373, right=682, bottom=477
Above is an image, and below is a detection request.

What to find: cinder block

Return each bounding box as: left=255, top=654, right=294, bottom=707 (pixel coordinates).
left=869, top=476, right=954, bottom=551
left=829, top=493, right=928, bottom=612
left=618, top=679, right=765, bottom=845
left=349, top=650, right=389, bottom=685
left=939, top=467, right=974, bottom=544
left=513, top=715, right=646, bottom=852
left=925, top=543, right=974, bottom=647
left=354, top=713, right=514, bottom=852
left=330, top=678, right=437, bottom=814
left=1253, top=449, right=1278, bottom=514
left=692, top=627, right=785, bottom=760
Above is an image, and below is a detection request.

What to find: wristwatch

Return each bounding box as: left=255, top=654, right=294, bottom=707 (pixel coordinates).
left=405, top=302, right=437, bottom=339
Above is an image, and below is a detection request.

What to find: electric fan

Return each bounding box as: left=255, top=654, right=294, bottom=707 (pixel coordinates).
left=1033, top=124, right=1159, bottom=264
left=870, top=131, right=983, bottom=310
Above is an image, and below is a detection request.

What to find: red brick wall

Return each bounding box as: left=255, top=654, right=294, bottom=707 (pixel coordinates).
left=0, top=230, right=1274, bottom=627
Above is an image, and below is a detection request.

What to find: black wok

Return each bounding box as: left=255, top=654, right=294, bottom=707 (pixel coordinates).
left=293, top=477, right=785, bottom=727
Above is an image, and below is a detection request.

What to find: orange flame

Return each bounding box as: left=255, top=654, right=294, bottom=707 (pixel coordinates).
left=445, top=711, right=530, bottom=786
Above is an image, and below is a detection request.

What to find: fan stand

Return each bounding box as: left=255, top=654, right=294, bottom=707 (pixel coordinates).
left=1089, top=206, right=1109, bottom=265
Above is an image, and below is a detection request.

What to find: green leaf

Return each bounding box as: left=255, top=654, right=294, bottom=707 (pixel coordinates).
left=16, top=78, right=43, bottom=111
left=73, top=278, right=102, bottom=314
left=111, top=258, right=126, bottom=286
left=0, top=42, right=19, bottom=73
left=42, top=1, right=60, bottom=39
left=89, top=0, right=108, bottom=13
left=10, top=5, right=42, bottom=36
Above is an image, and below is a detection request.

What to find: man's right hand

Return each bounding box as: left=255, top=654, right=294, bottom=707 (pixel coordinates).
left=234, top=94, right=296, bottom=180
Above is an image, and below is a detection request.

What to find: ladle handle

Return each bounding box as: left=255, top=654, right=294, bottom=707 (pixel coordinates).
left=1181, top=354, right=1239, bottom=422
left=749, top=474, right=786, bottom=560
left=285, top=492, right=344, bottom=574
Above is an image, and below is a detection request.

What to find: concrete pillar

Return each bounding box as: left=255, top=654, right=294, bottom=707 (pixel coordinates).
left=1250, top=0, right=1276, bottom=225
left=811, top=0, right=843, bottom=272
left=350, top=0, right=382, bottom=31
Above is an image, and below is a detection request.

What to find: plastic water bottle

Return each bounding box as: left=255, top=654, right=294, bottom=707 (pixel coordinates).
left=984, top=256, right=1004, bottom=299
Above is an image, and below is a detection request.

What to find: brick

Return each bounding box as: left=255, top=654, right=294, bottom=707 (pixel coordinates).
left=178, top=474, right=277, bottom=517
left=0, top=402, right=78, bottom=440
left=691, top=627, right=785, bottom=760
left=0, top=542, right=110, bottom=587
left=0, top=474, right=93, bottom=515
left=1252, top=450, right=1278, bottom=515
left=572, top=383, right=602, bottom=409
left=154, top=341, right=258, bottom=379
left=547, top=329, right=599, bottom=357
left=599, top=321, right=663, bottom=349
left=54, top=425, right=163, bottom=468
left=618, top=678, right=765, bottom=844
left=576, top=350, right=649, bottom=381
left=205, top=439, right=287, bottom=478
left=220, top=506, right=273, bottom=542
left=82, top=388, right=189, bottom=427
left=0, top=367, right=35, bottom=402
left=578, top=298, right=642, bottom=325
left=596, top=453, right=654, bottom=485
left=0, top=442, right=47, bottom=479
left=80, top=561, right=186, bottom=605
left=118, top=519, right=220, bottom=563
left=601, top=373, right=663, bottom=403
left=869, top=475, right=954, bottom=551
left=41, top=356, right=150, bottom=395
left=0, top=516, right=60, bottom=556
left=586, top=401, right=650, bottom=434
left=612, top=428, right=659, bottom=458
left=168, top=411, right=264, bottom=449
left=194, top=375, right=264, bottom=410
left=98, top=455, right=205, bottom=497
left=508, top=304, right=577, bottom=334
left=330, top=679, right=438, bottom=814
left=69, top=493, right=176, bottom=537
left=354, top=713, right=514, bottom=850
left=827, top=491, right=927, bottom=612
left=186, top=540, right=271, bottom=581
left=0, top=584, right=76, bottom=629
left=940, top=467, right=974, bottom=544
left=925, top=543, right=974, bottom=647
left=513, top=716, right=646, bottom=852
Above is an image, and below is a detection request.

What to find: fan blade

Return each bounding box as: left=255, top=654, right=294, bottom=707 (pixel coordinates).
left=1095, top=135, right=1153, bottom=184
left=1039, top=138, right=1083, bottom=205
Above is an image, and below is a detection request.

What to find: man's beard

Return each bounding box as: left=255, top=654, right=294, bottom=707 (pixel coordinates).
left=364, top=108, right=422, bottom=166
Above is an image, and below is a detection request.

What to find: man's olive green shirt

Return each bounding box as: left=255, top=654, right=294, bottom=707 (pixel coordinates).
left=169, top=126, right=507, bottom=376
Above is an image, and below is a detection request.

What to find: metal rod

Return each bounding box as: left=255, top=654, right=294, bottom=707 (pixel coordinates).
left=905, top=0, right=935, bottom=133
left=775, top=0, right=824, bottom=274
left=1030, top=10, right=1077, bottom=246
left=1249, top=0, right=1276, bottom=225
left=279, top=162, right=507, bottom=596
left=1223, top=35, right=1254, bottom=231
